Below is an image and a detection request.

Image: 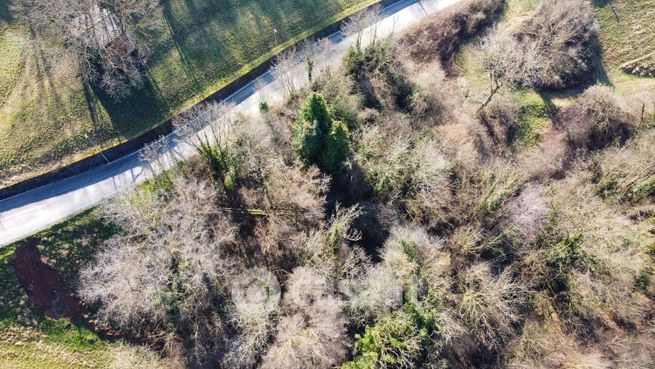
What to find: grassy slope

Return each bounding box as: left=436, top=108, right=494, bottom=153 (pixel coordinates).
left=0, top=210, right=118, bottom=369
left=593, top=0, right=655, bottom=67
left=0, top=0, right=373, bottom=188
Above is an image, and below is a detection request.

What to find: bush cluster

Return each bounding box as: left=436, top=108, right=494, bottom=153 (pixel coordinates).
left=65, top=2, right=655, bottom=369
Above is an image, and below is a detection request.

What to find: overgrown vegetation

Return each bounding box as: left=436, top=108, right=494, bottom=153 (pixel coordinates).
left=4, top=0, right=655, bottom=368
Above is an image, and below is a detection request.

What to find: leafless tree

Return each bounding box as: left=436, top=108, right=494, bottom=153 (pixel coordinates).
left=223, top=268, right=281, bottom=369
left=16, top=0, right=161, bottom=100
left=476, top=31, right=523, bottom=109
left=139, top=135, right=174, bottom=178
left=342, top=5, right=382, bottom=51
left=457, top=263, right=528, bottom=349
left=315, top=38, right=336, bottom=74
left=173, top=101, right=236, bottom=145
left=79, top=177, right=237, bottom=365
left=260, top=267, right=350, bottom=369
left=272, top=47, right=301, bottom=97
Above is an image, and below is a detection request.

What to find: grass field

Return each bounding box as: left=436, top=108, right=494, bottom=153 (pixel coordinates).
left=593, top=0, right=655, bottom=68
left=0, top=210, right=118, bottom=369
left=0, top=0, right=373, bottom=188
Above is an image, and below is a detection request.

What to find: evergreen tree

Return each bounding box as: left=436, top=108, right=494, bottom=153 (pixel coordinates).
left=293, top=93, right=351, bottom=173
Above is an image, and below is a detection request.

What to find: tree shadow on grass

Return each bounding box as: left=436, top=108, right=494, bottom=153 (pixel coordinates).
left=0, top=0, right=13, bottom=24
left=90, top=68, right=170, bottom=139
left=160, top=0, right=203, bottom=93
left=592, top=0, right=620, bottom=21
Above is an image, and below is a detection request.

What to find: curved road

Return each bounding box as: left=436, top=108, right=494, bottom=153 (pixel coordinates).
left=0, top=0, right=462, bottom=246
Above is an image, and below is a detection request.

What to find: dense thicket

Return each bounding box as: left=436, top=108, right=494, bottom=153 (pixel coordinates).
left=75, top=1, right=655, bottom=368
left=478, top=0, right=599, bottom=91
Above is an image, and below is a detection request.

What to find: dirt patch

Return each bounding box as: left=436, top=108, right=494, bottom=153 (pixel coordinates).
left=10, top=238, right=88, bottom=321
left=9, top=238, right=138, bottom=344
left=400, top=0, right=504, bottom=75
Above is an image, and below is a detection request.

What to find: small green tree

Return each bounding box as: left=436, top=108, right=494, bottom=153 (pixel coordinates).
left=293, top=93, right=351, bottom=173
left=341, top=303, right=440, bottom=369
left=322, top=120, right=351, bottom=173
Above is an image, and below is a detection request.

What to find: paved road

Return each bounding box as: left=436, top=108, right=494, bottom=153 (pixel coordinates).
left=0, top=0, right=462, bottom=246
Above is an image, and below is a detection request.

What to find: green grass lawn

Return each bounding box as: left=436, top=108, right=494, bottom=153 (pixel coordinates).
left=593, top=0, right=655, bottom=68
left=0, top=210, right=118, bottom=369
left=0, top=0, right=373, bottom=188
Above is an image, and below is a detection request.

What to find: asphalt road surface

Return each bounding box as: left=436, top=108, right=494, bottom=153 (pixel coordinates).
left=0, top=0, right=462, bottom=246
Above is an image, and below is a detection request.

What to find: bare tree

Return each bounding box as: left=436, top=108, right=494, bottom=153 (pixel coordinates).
left=298, top=39, right=316, bottom=83
left=16, top=0, right=161, bottom=100
left=139, top=135, right=174, bottom=178
left=315, top=38, right=336, bottom=74
left=260, top=267, right=350, bottom=369
left=79, top=177, right=237, bottom=365
left=341, top=5, right=382, bottom=51
left=272, top=47, right=301, bottom=97
left=224, top=268, right=281, bottom=369
left=457, top=263, right=528, bottom=349
left=476, top=31, right=523, bottom=109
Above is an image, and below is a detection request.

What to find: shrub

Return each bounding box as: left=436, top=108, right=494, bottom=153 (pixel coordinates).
left=345, top=226, right=427, bottom=321
left=401, top=0, right=505, bottom=72
left=476, top=96, right=520, bottom=147
left=344, top=37, right=413, bottom=110
left=514, top=0, right=598, bottom=90
left=505, top=183, right=548, bottom=244
left=195, top=135, right=227, bottom=183
left=355, top=125, right=451, bottom=227
left=518, top=130, right=572, bottom=180
left=109, top=343, right=182, bottom=369
left=313, top=68, right=361, bottom=128
left=506, top=321, right=610, bottom=368
left=546, top=174, right=655, bottom=324
left=562, top=86, right=634, bottom=151
left=457, top=263, right=527, bottom=349
left=472, top=160, right=525, bottom=219
left=593, top=130, right=655, bottom=204
left=477, top=0, right=598, bottom=92
left=293, top=93, right=351, bottom=173
left=544, top=234, right=591, bottom=293
left=341, top=303, right=440, bottom=369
